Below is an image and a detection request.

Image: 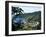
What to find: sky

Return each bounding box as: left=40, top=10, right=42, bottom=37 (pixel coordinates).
left=19, top=6, right=41, bottom=13
left=12, top=6, right=41, bottom=13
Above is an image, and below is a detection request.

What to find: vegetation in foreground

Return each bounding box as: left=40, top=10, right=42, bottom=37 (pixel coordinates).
left=12, top=7, right=41, bottom=31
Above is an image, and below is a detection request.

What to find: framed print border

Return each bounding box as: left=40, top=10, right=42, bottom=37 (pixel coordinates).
left=5, top=1, right=45, bottom=36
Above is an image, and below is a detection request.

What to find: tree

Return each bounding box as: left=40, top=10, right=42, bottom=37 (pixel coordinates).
left=12, top=7, right=24, bottom=31
left=12, top=7, right=24, bottom=15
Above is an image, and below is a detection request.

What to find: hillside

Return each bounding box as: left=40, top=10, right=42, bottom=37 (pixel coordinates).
left=12, top=11, right=41, bottom=31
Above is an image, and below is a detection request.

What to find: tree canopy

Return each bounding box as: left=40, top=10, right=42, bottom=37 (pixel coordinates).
left=12, top=7, right=24, bottom=15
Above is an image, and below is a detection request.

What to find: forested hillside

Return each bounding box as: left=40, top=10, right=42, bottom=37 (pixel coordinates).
left=12, top=11, right=41, bottom=31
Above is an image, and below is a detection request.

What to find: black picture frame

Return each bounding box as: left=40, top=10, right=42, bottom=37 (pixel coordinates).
left=5, top=1, right=45, bottom=36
